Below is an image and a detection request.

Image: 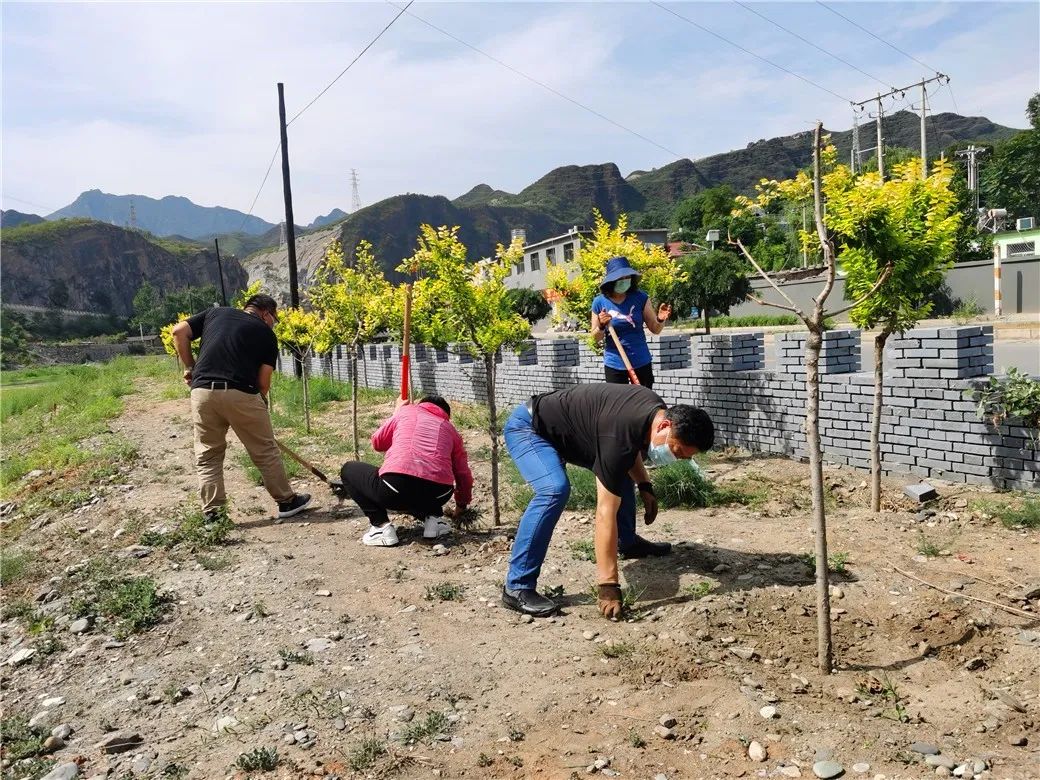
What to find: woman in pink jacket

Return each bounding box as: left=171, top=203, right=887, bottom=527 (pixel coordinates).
left=340, top=395, right=473, bottom=547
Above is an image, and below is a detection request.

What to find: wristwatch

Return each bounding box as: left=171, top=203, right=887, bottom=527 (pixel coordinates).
left=637, top=481, right=654, bottom=495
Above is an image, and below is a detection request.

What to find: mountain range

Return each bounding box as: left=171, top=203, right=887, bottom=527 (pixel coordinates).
left=8, top=109, right=1023, bottom=311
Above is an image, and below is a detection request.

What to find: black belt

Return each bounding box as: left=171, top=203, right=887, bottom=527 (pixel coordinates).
left=198, top=381, right=253, bottom=393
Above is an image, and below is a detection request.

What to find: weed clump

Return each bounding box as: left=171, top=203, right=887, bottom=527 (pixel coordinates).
left=400, top=711, right=453, bottom=744
left=235, top=747, right=280, bottom=772
left=424, top=582, right=464, bottom=602
left=140, top=505, right=233, bottom=550
left=652, top=462, right=765, bottom=509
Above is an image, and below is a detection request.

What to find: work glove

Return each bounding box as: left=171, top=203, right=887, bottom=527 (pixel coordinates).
left=598, top=583, right=623, bottom=620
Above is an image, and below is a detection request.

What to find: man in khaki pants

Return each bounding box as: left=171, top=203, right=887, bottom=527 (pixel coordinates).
left=172, top=293, right=311, bottom=520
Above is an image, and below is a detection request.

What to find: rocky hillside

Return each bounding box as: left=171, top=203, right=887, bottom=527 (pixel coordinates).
left=48, top=190, right=275, bottom=239
left=242, top=194, right=566, bottom=295
left=1, top=219, right=248, bottom=316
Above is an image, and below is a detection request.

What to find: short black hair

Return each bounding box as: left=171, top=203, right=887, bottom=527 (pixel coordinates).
left=666, top=405, right=714, bottom=452
left=243, top=293, right=278, bottom=315
left=420, top=395, right=451, bottom=417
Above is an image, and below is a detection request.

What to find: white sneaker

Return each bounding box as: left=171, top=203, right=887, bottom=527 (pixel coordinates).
left=422, top=516, right=451, bottom=539
left=361, top=523, right=399, bottom=547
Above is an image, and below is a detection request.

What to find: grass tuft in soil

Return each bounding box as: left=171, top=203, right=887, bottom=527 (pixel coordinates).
left=400, top=711, right=453, bottom=745
left=235, top=747, right=280, bottom=772
left=348, top=737, right=387, bottom=772
left=68, top=559, right=167, bottom=638
left=973, top=495, right=1040, bottom=529
left=140, top=505, right=234, bottom=550
left=0, top=714, right=46, bottom=762
left=424, top=582, right=464, bottom=602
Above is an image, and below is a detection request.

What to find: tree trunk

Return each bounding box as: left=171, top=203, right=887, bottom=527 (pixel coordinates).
left=485, top=353, right=500, bottom=526
left=351, top=350, right=360, bottom=461
left=804, top=327, right=832, bottom=674
left=871, top=331, right=889, bottom=513
left=302, top=354, right=311, bottom=434
left=704, top=307, right=712, bottom=335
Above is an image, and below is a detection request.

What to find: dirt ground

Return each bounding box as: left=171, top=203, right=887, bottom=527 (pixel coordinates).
left=2, top=373, right=1038, bottom=780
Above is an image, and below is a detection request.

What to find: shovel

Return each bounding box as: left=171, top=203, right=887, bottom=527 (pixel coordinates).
left=607, top=325, right=641, bottom=386
left=276, top=439, right=348, bottom=499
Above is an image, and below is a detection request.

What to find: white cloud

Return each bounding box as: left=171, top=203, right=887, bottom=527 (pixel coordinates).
left=1, top=1, right=1036, bottom=225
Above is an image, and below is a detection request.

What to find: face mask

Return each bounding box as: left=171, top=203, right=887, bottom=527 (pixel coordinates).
left=647, top=433, right=677, bottom=466
left=613, top=278, right=632, bottom=294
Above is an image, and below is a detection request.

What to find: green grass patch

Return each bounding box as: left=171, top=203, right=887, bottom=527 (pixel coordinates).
left=424, top=582, right=464, bottom=602
left=801, top=551, right=852, bottom=573
left=600, top=641, right=634, bottom=659
left=0, top=357, right=160, bottom=492
left=681, top=580, right=714, bottom=599
left=278, top=648, right=314, bottom=666
left=973, top=496, right=1040, bottom=529
left=140, top=505, right=233, bottom=550
left=400, top=712, right=453, bottom=745
left=348, top=737, right=387, bottom=771
left=0, top=549, right=31, bottom=586
left=569, top=539, right=596, bottom=561
left=235, top=747, right=280, bottom=772
left=652, top=462, right=765, bottom=509
left=915, top=533, right=942, bottom=558
left=68, top=559, right=167, bottom=638
left=0, top=714, right=46, bottom=761
left=197, top=552, right=234, bottom=571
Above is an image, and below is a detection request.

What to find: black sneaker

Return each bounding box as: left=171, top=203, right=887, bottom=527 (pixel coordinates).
left=619, top=535, right=672, bottom=559
left=277, top=493, right=312, bottom=519
left=501, top=586, right=558, bottom=617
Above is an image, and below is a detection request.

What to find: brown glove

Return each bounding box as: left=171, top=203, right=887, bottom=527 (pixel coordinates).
left=598, top=583, right=623, bottom=620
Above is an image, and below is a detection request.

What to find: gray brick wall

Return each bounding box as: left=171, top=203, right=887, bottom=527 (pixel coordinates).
left=279, top=326, right=1038, bottom=492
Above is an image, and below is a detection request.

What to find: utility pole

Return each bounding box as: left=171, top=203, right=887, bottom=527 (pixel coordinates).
left=874, top=93, right=885, bottom=179
left=919, top=79, right=928, bottom=178
left=214, top=238, right=228, bottom=306
left=277, top=82, right=302, bottom=378
left=852, top=74, right=948, bottom=180
left=277, top=83, right=300, bottom=310
left=851, top=112, right=861, bottom=174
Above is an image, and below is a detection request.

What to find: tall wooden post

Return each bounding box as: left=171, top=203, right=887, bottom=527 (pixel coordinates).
left=277, top=82, right=302, bottom=377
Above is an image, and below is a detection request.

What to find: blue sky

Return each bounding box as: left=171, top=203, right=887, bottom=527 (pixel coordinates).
left=2, top=1, right=1037, bottom=225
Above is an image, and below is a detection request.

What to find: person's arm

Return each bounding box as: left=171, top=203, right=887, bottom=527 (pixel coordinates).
left=628, top=453, right=658, bottom=526
left=370, top=414, right=399, bottom=453
left=591, top=299, right=610, bottom=344
left=450, top=429, right=473, bottom=510
left=172, top=321, right=196, bottom=386
left=594, top=478, right=623, bottom=619
left=643, top=298, right=671, bottom=335
left=257, top=364, right=274, bottom=397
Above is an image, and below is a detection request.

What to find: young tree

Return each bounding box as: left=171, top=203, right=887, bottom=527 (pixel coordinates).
left=546, top=209, right=678, bottom=332
left=273, top=307, right=327, bottom=434
left=733, top=124, right=892, bottom=674
left=833, top=159, right=959, bottom=512
left=132, top=281, right=164, bottom=334
left=671, top=249, right=752, bottom=333
left=402, top=225, right=531, bottom=525
left=309, top=240, right=391, bottom=459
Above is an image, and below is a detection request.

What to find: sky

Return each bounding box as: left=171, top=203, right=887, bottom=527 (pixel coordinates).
left=2, top=1, right=1038, bottom=225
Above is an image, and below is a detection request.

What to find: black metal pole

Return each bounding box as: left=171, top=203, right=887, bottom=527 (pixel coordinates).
left=277, top=82, right=303, bottom=378
left=214, top=238, right=228, bottom=306
left=277, top=83, right=300, bottom=310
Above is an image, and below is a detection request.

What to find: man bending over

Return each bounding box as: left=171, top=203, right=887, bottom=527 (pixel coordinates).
left=501, top=383, right=713, bottom=618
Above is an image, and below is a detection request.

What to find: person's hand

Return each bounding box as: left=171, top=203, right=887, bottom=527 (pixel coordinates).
left=597, top=583, right=623, bottom=620
left=395, top=396, right=410, bottom=411
left=641, top=490, right=658, bottom=525
left=597, top=310, right=612, bottom=326
left=182, top=368, right=193, bottom=387
left=444, top=505, right=465, bottom=519
left=657, top=303, right=672, bottom=322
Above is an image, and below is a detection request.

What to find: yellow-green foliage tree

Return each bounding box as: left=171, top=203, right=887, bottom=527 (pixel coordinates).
left=231, top=280, right=264, bottom=309
left=402, top=225, right=531, bottom=525
left=546, top=209, right=678, bottom=336
left=310, top=240, right=392, bottom=459
left=274, top=307, right=327, bottom=434
left=160, top=313, right=193, bottom=359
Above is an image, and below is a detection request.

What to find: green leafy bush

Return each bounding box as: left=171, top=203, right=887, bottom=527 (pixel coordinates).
left=972, top=367, right=1040, bottom=447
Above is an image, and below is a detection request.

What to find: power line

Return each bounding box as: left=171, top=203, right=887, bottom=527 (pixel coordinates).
left=650, top=1, right=852, bottom=103
left=731, top=0, right=893, bottom=92
left=815, top=1, right=941, bottom=75
left=2, top=195, right=61, bottom=214
left=287, top=1, right=414, bottom=127
left=386, top=0, right=684, bottom=159
left=234, top=3, right=413, bottom=233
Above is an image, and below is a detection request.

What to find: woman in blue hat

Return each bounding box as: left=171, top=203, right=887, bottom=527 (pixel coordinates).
left=590, top=256, right=671, bottom=388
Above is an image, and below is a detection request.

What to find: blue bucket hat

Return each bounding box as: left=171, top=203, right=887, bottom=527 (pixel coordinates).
left=599, top=256, right=641, bottom=293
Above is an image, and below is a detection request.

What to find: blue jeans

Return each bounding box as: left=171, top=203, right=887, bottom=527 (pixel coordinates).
left=504, top=403, right=636, bottom=591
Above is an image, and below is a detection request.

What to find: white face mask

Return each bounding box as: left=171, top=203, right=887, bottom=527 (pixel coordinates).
left=646, top=427, right=677, bottom=466
left=613, top=278, right=632, bottom=294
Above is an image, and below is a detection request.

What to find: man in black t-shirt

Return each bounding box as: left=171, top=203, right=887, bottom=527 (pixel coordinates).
left=171, top=294, right=311, bottom=521
left=501, top=384, right=714, bottom=619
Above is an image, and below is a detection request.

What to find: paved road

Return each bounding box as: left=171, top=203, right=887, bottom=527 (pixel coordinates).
left=760, top=335, right=1038, bottom=376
